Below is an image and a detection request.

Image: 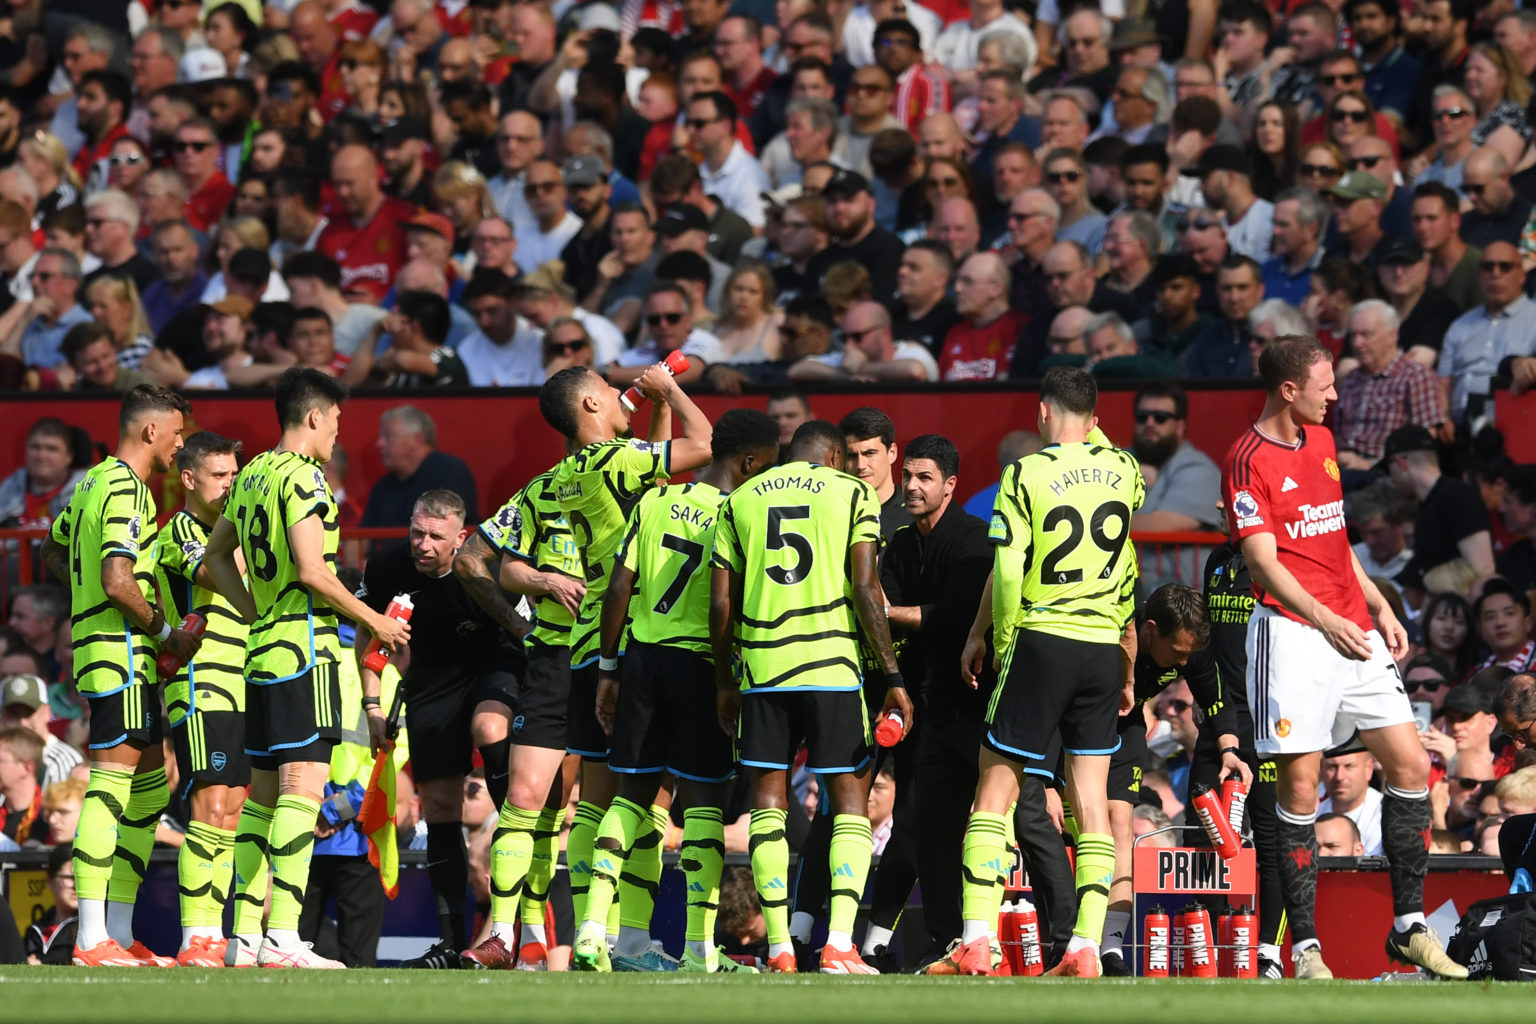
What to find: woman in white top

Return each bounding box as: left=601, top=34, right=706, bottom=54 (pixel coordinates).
left=200, top=217, right=290, bottom=304
left=511, top=261, right=628, bottom=367
left=713, top=262, right=785, bottom=364
left=85, top=276, right=155, bottom=370
left=204, top=3, right=257, bottom=81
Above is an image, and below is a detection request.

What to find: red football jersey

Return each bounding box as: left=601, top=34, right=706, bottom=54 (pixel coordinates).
left=330, top=3, right=379, bottom=43
left=1223, top=423, right=1371, bottom=631
left=184, top=173, right=236, bottom=232
left=316, top=195, right=415, bottom=303
left=937, top=310, right=1025, bottom=381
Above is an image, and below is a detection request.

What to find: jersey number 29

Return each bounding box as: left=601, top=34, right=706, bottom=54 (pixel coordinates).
left=1040, top=501, right=1131, bottom=584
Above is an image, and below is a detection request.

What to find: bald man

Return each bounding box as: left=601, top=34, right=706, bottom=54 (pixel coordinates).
left=1460, top=148, right=1532, bottom=250
left=289, top=1, right=348, bottom=120
left=919, top=113, right=966, bottom=164
left=938, top=252, right=1026, bottom=381
left=316, top=145, right=417, bottom=303
left=498, top=3, right=557, bottom=111
left=930, top=197, right=982, bottom=264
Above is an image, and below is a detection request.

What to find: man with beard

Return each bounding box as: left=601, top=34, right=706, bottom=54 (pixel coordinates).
left=805, top=170, right=905, bottom=301
left=572, top=63, right=650, bottom=182
left=144, top=87, right=198, bottom=165
left=381, top=120, right=432, bottom=208
left=1130, top=380, right=1223, bottom=590
left=73, top=72, right=132, bottom=195
left=442, top=81, right=501, bottom=180
left=203, top=80, right=258, bottom=181
left=560, top=156, right=613, bottom=299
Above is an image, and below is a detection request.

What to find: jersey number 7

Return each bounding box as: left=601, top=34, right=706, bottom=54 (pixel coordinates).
left=654, top=533, right=704, bottom=613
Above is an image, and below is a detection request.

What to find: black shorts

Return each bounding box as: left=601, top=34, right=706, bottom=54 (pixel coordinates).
left=738, top=688, right=871, bottom=774
left=405, top=651, right=522, bottom=783
left=245, top=660, right=342, bottom=767
left=512, top=643, right=569, bottom=752
left=86, top=684, right=163, bottom=750
left=1107, top=714, right=1146, bottom=805
left=984, top=629, right=1122, bottom=764
left=567, top=664, right=608, bottom=760
left=610, top=642, right=734, bottom=783
left=171, top=710, right=252, bottom=793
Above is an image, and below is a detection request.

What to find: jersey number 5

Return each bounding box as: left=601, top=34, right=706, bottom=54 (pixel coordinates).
left=654, top=533, right=704, bottom=613
left=1039, top=501, right=1131, bottom=584
left=765, top=505, right=813, bottom=585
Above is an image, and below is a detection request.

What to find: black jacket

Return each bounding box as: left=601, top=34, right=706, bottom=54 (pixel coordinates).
left=879, top=502, right=995, bottom=724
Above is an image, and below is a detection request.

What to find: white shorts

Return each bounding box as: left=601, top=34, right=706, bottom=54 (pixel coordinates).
left=1245, top=604, right=1413, bottom=756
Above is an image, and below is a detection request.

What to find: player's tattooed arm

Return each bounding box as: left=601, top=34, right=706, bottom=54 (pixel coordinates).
left=452, top=531, right=534, bottom=639
left=39, top=535, right=68, bottom=586
left=100, top=556, right=159, bottom=634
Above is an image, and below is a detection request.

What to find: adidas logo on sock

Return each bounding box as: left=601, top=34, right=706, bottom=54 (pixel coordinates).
left=765, top=878, right=786, bottom=889
left=833, top=863, right=855, bottom=878
left=687, top=881, right=705, bottom=893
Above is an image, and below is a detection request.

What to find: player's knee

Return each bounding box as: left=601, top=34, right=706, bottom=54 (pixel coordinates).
left=419, top=779, right=464, bottom=822
left=470, top=707, right=510, bottom=746
left=508, top=779, right=549, bottom=811
left=1385, top=745, right=1431, bottom=790
left=189, top=785, right=228, bottom=823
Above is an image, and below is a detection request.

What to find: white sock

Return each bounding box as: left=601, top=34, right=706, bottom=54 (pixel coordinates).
left=1394, top=912, right=1426, bottom=932
left=521, top=921, right=547, bottom=946
left=77, top=898, right=109, bottom=949
left=768, top=940, right=794, bottom=959
left=614, top=924, right=651, bottom=956
left=266, top=928, right=301, bottom=948
left=862, top=924, right=894, bottom=955
left=180, top=926, right=221, bottom=949
left=789, top=911, right=814, bottom=945
left=686, top=938, right=712, bottom=962
left=961, top=919, right=991, bottom=943
left=824, top=929, right=853, bottom=952
left=106, top=901, right=135, bottom=947
left=490, top=920, right=518, bottom=941
left=1065, top=935, right=1098, bottom=955
left=232, top=932, right=261, bottom=949
left=1101, top=910, right=1130, bottom=956
left=1292, top=938, right=1320, bottom=957
left=1259, top=943, right=1282, bottom=963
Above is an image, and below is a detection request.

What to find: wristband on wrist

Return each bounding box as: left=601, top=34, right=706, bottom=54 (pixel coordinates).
left=599, top=655, right=619, bottom=672
left=884, top=669, right=905, bottom=690
left=156, top=619, right=173, bottom=643
left=1221, top=746, right=1242, bottom=758
left=362, top=696, right=381, bottom=708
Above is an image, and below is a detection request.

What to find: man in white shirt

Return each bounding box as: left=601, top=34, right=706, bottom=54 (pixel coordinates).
left=514, top=160, right=583, bottom=273
left=457, top=268, right=546, bottom=385
left=1316, top=750, right=1384, bottom=855
left=789, top=299, right=939, bottom=381
left=1197, top=145, right=1273, bottom=263
left=489, top=111, right=546, bottom=236
left=687, top=90, right=769, bottom=229
left=607, top=281, right=719, bottom=386
left=1347, top=480, right=1414, bottom=583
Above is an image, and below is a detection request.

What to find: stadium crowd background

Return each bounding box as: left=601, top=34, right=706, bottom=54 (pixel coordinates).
left=2, top=0, right=1536, bottom=970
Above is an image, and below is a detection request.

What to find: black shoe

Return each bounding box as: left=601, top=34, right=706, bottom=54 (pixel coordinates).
left=1100, top=950, right=1130, bottom=976
left=864, top=945, right=903, bottom=975
left=1041, top=943, right=1066, bottom=972
left=794, top=938, right=819, bottom=974
left=400, top=940, right=463, bottom=969
left=1258, top=956, right=1283, bottom=980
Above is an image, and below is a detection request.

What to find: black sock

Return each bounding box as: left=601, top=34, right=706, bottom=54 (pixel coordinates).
left=426, top=820, right=469, bottom=948
left=1275, top=806, right=1319, bottom=945
left=479, top=739, right=512, bottom=809
left=1382, top=785, right=1430, bottom=919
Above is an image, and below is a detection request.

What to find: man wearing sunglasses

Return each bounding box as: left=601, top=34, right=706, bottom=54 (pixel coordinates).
left=1458, top=149, right=1531, bottom=251
left=1438, top=240, right=1536, bottom=423
left=608, top=282, right=718, bottom=387
left=1411, top=85, right=1477, bottom=194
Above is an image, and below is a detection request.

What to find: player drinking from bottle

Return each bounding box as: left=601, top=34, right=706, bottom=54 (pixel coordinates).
left=1221, top=335, right=1465, bottom=981
left=155, top=431, right=251, bottom=967
left=572, top=408, right=781, bottom=974
left=42, top=384, right=199, bottom=967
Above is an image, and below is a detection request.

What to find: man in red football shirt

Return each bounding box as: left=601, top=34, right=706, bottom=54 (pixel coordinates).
left=290, top=1, right=348, bottom=122
left=937, top=251, right=1023, bottom=381
left=1222, top=335, right=1466, bottom=982
left=173, top=118, right=236, bottom=233
left=317, top=144, right=414, bottom=304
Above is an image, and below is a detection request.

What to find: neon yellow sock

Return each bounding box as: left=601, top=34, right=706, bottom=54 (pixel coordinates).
left=230, top=800, right=274, bottom=936
left=749, top=808, right=791, bottom=946
left=1073, top=833, right=1116, bottom=943
left=490, top=804, right=540, bottom=925
left=961, top=811, right=1009, bottom=926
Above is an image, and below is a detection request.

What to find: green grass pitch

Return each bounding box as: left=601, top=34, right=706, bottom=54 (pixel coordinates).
left=4, top=970, right=1534, bottom=1024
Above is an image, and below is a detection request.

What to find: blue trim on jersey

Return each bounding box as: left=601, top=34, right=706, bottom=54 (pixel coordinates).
left=105, top=546, right=137, bottom=559
left=610, top=763, right=666, bottom=775
left=89, top=733, right=129, bottom=749
left=567, top=745, right=611, bottom=758
left=741, top=683, right=864, bottom=695
left=813, top=755, right=872, bottom=775
left=1064, top=741, right=1122, bottom=756
left=265, top=731, right=322, bottom=752
left=572, top=655, right=598, bottom=670
left=666, top=764, right=735, bottom=784
left=1022, top=764, right=1059, bottom=782
left=984, top=731, right=1049, bottom=762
